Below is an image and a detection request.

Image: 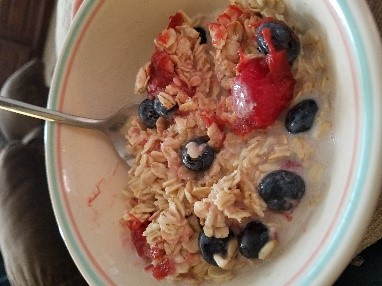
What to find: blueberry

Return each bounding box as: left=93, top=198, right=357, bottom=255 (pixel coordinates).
left=285, top=99, right=318, bottom=134
left=153, top=97, right=177, bottom=118
left=258, top=170, right=305, bottom=211
left=194, top=26, right=208, bottom=44
left=139, top=98, right=160, bottom=129
left=238, top=221, right=270, bottom=259
left=181, top=136, right=215, bottom=171
left=255, top=19, right=300, bottom=63
left=199, top=231, right=236, bottom=267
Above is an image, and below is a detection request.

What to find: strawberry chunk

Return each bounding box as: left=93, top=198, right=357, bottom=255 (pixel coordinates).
left=167, top=12, right=184, bottom=29
left=147, top=50, right=175, bottom=97
left=152, top=258, right=176, bottom=280
left=125, top=217, right=151, bottom=259
left=232, top=50, right=295, bottom=133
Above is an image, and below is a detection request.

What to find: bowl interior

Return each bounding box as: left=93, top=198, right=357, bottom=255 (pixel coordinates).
left=46, top=1, right=382, bottom=285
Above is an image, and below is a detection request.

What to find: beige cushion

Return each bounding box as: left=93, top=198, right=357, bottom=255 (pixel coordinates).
left=0, top=59, right=87, bottom=285
left=0, top=130, right=88, bottom=286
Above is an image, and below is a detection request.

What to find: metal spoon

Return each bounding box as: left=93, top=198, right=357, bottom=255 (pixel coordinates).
left=0, top=96, right=138, bottom=163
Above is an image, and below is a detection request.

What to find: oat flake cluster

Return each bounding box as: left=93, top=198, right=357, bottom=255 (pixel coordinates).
left=122, top=0, right=332, bottom=283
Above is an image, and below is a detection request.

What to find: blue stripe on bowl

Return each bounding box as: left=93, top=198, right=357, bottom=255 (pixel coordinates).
left=299, top=1, right=373, bottom=285
left=45, top=1, right=105, bottom=285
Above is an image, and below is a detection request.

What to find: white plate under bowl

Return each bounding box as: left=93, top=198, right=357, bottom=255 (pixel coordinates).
left=46, top=1, right=382, bottom=285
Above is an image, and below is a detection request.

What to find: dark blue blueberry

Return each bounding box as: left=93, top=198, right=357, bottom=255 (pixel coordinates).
left=256, top=19, right=300, bottom=64
left=285, top=99, right=319, bottom=134
left=139, top=98, right=160, bottom=129
left=153, top=97, right=178, bottom=118
left=181, top=136, right=215, bottom=172
left=194, top=26, right=208, bottom=44
left=258, top=170, right=305, bottom=211
left=198, top=231, right=235, bottom=266
left=239, top=221, right=270, bottom=259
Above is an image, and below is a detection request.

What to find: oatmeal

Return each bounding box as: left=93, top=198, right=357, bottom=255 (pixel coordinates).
left=122, top=0, right=332, bottom=283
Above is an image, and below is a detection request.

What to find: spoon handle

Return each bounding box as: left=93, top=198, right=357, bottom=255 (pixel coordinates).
left=0, top=96, right=101, bottom=129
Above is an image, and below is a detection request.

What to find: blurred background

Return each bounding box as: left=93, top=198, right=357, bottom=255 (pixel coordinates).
left=0, top=0, right=54, bottom=89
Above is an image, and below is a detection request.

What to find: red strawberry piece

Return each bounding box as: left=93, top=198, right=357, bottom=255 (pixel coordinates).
left=231, top=49, right=295, bottom=134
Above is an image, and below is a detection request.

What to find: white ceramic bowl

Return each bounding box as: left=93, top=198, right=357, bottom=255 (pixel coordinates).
left=46, top=1, right=382, bottom=285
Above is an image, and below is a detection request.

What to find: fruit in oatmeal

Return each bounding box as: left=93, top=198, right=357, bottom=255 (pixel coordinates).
left=151, top=258, right=176, bottom=280
left=199, top=230, right=237, bottom=268
left=255, top=18, right=301, bottom=64
left=153, top=97, right=178, bottom=118
left=147, top=50, right=176, bottom=96
left=231, top=17, right=300, bottom=132
left=258, top=170, right=306, bottom=211
left=139, top=98, right=160, bottom=129
left=194, top=26, right=208, bottom=44
left=285, top=99, right=319, bottom=133
left=238, top=221, right=273, bottom=259
left=125, top=218, right=151, bottom=258
left=181, top=136, right=215, bottom=171
left=232, top=50, right=296, bottom=130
